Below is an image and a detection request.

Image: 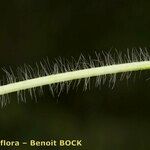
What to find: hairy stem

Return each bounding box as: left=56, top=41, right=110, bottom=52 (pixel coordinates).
left=0, top=61, right=150, bottom=95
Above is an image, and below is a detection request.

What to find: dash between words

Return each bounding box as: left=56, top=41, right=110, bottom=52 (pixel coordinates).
left=0, top=139, right=82, bottom=147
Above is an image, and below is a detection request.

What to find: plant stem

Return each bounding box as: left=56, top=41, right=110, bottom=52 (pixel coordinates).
left=0, top=61, right=150, bottom=95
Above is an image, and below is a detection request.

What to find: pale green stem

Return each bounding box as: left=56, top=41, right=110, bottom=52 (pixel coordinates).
left=0, top=61, right=150, bottom=95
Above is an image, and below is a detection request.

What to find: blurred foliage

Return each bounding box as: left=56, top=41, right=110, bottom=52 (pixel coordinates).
left=0, top=0, right=150, bottom=149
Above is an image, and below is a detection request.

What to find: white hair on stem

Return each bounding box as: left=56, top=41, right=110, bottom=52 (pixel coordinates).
left=0, top=48, right=150, bottom=107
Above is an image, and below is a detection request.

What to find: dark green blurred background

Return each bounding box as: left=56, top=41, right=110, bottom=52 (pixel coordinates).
left=0, top=0, right=150, bottom=150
